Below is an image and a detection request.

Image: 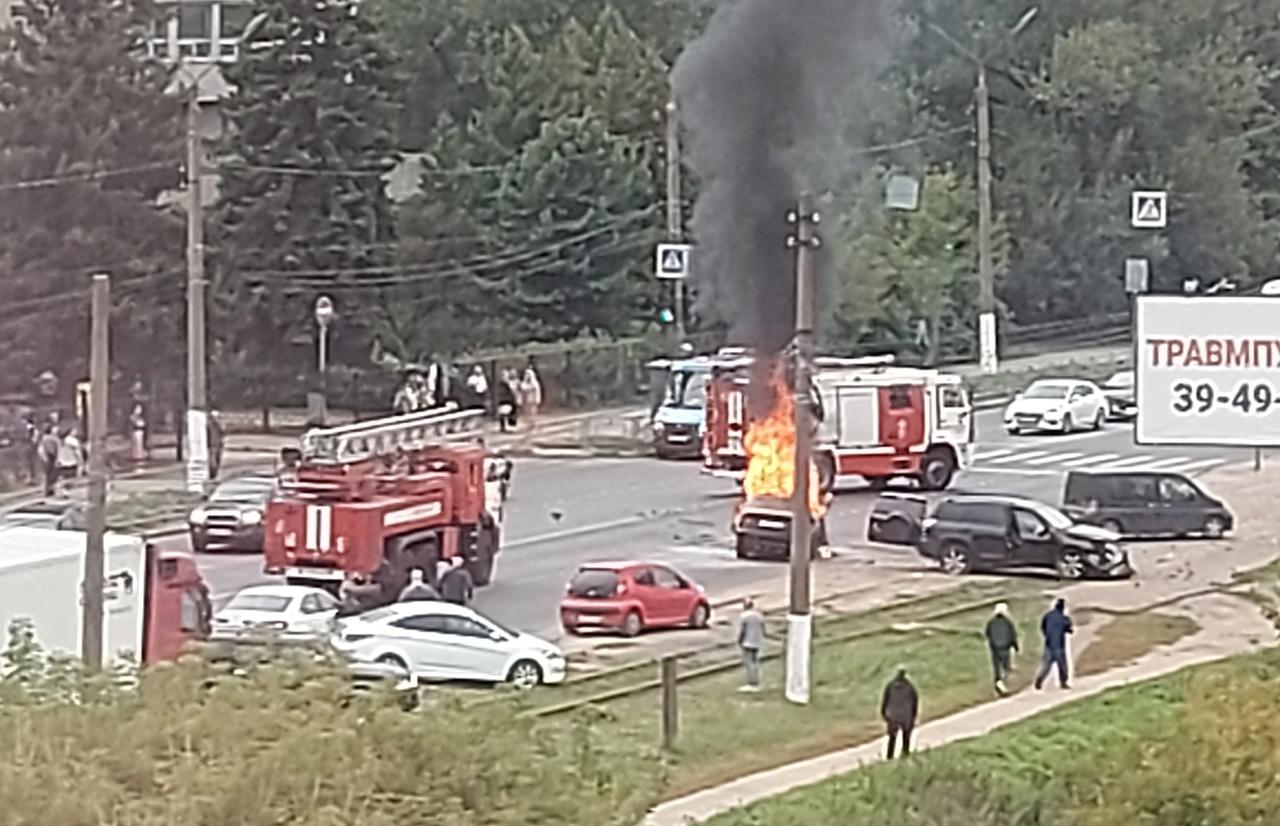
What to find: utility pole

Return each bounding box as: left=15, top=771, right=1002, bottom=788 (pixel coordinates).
left=82, top=273, right=110, bottom=669
left=975, top=64, right=998, bottom=374
left=185, top=84, right=210, bottom=493
left=665, top=99, right=686, bottom=342
left=785, top=194, right=819, bottom=706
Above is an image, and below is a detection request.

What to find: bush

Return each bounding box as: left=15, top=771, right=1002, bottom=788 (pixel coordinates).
left=0, top=621, right=664, bottom=825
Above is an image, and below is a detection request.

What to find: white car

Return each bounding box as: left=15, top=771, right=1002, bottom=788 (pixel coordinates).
left=330, top=601, right=567, bottom=688
left=211, top=584, right=339, bottom=644
left=1004, top=379, right=1107, bottom=434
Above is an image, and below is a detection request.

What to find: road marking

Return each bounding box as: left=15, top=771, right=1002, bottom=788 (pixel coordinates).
left=1024, top=451, right=1084, bottom=466
left=1121, top=456, right=1192, bottom=471
left=1166, top=457, right=1227, bottom=474
left=987, top=450, right=1050, bottom=464
left=962, top=466, right=1060, bottom=477
left=971, top=448, right=1013, bottom=461
left=1090, top=454, right=1155, bottom=470
left=1061, top=453, right=1119, bottom=467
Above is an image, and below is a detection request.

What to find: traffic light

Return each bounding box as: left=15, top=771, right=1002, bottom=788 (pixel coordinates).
left=658, top=308, right=675, bottom=324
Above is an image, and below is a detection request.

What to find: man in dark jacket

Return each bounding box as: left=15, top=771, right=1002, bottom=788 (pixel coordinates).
left=1034, top=598, right=1074, bottom=689
left=439, top=558, right=474, bottom=606
left=984, top=602, right=1019, bottom=695
left=880, top=666, right=919, bottom=759
left=398, top=568, right=441, bottom=602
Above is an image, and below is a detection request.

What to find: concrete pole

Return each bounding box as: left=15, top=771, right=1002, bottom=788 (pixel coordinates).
left=786, top=194, right=818, bottom=705
left=665, top=99, right=686, bottom=343
left=82, top=274, right=110, bottom=669
left=185, top=86, right=209, bottom=493
left=975, top=64, right=998, bottom=374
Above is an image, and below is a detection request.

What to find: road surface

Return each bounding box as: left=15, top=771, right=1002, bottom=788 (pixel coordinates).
left=174, top=406, right=1254, bottom=637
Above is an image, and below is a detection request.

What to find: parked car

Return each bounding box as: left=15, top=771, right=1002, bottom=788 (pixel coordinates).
left=330, top=601, right=566, bottom=688
left=1004, top=379, right=1107, bottom=434
left=2, top=500, right=87, bottom=531
left=211, top=584, right=339, bottom=644
left=1061, top=470, right=1232, bottom=538
left=866, top=493, right=927, bottom=546
left=188, top=475, right=277, bottom=553
left=559, top=562, right=711, bottom=637
left=1101, top=370, right=1136, bottom=420
left=876, top=494, right=1132, bottom=580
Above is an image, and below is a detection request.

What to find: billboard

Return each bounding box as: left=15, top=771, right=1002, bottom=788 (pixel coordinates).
left=1136, top=296, right=1280, bottom=446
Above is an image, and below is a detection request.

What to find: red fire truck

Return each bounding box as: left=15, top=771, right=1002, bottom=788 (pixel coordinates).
left=703, top=355, right=974, bottom=492
left=263, top=409, right=501, bottom=603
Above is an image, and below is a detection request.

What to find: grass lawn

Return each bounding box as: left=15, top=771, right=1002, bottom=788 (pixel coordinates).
left=1073, top=610, right=1199, bottom=677
left=542, top=596, right=1047, bottom=800
left=107, top=490, right=200, bottom=527
left=703, top=650, right=1280, bottom=826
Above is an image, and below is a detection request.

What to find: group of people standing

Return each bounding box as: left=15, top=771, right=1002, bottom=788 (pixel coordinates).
left=735, top=596, right=1077, bottom=761
left=24, top=415, right=84, bottom=497
left=338, top=559, right=475, bottom=617
left=394, top=360, right=543, bottom=434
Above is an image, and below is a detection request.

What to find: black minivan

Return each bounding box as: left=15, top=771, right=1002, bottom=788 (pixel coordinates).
left=1061, top=470, right=1233, bottom=539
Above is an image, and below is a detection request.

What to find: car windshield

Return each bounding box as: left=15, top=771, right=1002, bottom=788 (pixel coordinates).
left=1028, top=502, right=1074, bottom=530
left=664, top=369, right=707, bottom=409
left=1023, top=382, right=1071, bottom=400
left=568, top=569, right=620, bottom=598
left=226, top=593, right=291, bottom=612
left=1105, top=371, right=1134, bottom=389
left=210, top=479, right=273, bottom=503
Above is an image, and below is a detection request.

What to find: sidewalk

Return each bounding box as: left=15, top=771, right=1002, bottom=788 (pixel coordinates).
left=645, top=590, right=1274, bottom=825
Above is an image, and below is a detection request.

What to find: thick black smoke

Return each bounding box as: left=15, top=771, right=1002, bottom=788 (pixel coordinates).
left=673, top=0, right=885, bottom=355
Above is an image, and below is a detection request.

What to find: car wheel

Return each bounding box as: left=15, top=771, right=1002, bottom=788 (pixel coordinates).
left=1092, top=410, right=1104, bottom=430
left=376, top=654, right=411, bottom=674
left=507, top=659, right=543, bottom=689
left=1203, top=516, right=1227, bottom=539
left=1056, top=551, right=1086, bottom=580
left=689, top=602, right=710, bottom=629
left=816, top=453, right=836, bottom=494
left=735, top=536, right=753, bottom=560
left=191, top=535, right=208, bottom=554
left=939, top=542, right=971, bottom=575
left=1062, top=414, right=1074, bottom=433
left=866, top=476, right=889, bottom=491
left=919, top=449, right=955, bottom=491
left=1005, top=424, right=1020, bottom=436
left=1101, top=518, right=1123, bottom=536
left=621, top=610, right=643, bottom=638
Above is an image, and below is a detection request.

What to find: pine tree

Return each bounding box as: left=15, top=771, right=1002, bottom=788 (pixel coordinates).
left=0, top=0, right=182, bottom=393
left=211, top=0, right=400, bottom=369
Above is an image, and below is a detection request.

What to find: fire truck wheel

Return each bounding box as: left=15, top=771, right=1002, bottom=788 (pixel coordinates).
left=919, top=449, right=956, bottom=491
left=621, top=610, right=644, bottom=638
left=816, top=454, right=836, bottom=494
left=508, top=659, right=544, bottom=689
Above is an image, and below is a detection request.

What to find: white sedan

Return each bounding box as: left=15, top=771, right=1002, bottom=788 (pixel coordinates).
left=330, top=601, right=567, bottom=688
left=211, top=584, right=339, bottom=644
left=1004, top=379, right=1107, bottom=434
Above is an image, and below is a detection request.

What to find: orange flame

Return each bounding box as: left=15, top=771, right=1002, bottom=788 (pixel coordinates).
left=743, top=374, right=826, bottom=518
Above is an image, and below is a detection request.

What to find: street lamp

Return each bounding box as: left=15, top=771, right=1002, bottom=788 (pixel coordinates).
left=182, top=11, right=269, bottom=493
left=928, top=7, right=1038, bottom=376
left=315, top=295, right=335, bottom=374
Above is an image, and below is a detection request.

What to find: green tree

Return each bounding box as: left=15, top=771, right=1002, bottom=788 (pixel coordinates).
left=0, top=0, right=182, bottom=394
left=211, top=0, right=400, bottom=373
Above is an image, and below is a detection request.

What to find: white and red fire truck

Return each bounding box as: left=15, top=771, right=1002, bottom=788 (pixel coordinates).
left=263, top=408, right=502, bottom=604
left=703, top=355, right=974, bottom=492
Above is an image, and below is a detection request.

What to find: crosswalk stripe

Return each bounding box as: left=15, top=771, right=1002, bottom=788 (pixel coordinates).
left=971, top=448, right=1014, bottom=461
left=1061, top=453, right=1119, bottom=467
left=1025, top=451, right=1084, bottom=466
left=1165, top=457, right=1227, bottom=474
left=1091, top=454, right=1156, bottom=470
left=987, top=450, right=1050, bottom=464
left=1121, top=456, right=1192, bottom=471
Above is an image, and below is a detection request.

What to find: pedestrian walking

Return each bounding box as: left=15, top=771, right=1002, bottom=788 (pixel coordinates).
left=880, top=666, right=919, bottom=759
left=398, top=568, right=441, bottom=602
left=737, top=598, right=765, bottom=692
left=22, top=415, right=39, bottom=483
left=207, top=411, right=225, bottom=480
left=984, top=602, right=1019, bottom=695
left=466, top=365, right=489, bottom=411
left=439, top=557, right=474, bottom=606
left=1034, top=598, right=1074, bottom=690
left=38, top=424, right=59, bottom=496
left=519, top=360, right=542, bottom=428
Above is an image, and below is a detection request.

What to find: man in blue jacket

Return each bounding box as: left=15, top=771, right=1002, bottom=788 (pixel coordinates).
left=1034, top=598, right=1073, bottom=689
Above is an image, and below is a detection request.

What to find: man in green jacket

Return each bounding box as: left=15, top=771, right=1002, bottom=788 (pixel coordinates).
left=984, top=602, right=1019, bottom=695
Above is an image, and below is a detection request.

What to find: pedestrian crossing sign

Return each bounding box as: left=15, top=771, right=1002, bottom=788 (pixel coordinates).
left=1131, top=190, right=1167, bottom=229
left=655, top=243, right=692, bottom=280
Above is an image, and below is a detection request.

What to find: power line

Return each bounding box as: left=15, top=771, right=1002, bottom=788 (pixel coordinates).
left=0, top=162, right=177, bottom=191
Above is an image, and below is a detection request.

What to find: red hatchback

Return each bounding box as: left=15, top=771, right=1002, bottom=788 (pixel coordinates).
left=559, top=562, right=711, bottom=637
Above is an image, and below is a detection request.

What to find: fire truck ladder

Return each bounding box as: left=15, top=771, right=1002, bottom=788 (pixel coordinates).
left=301, top=408, right=486, bottom=465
